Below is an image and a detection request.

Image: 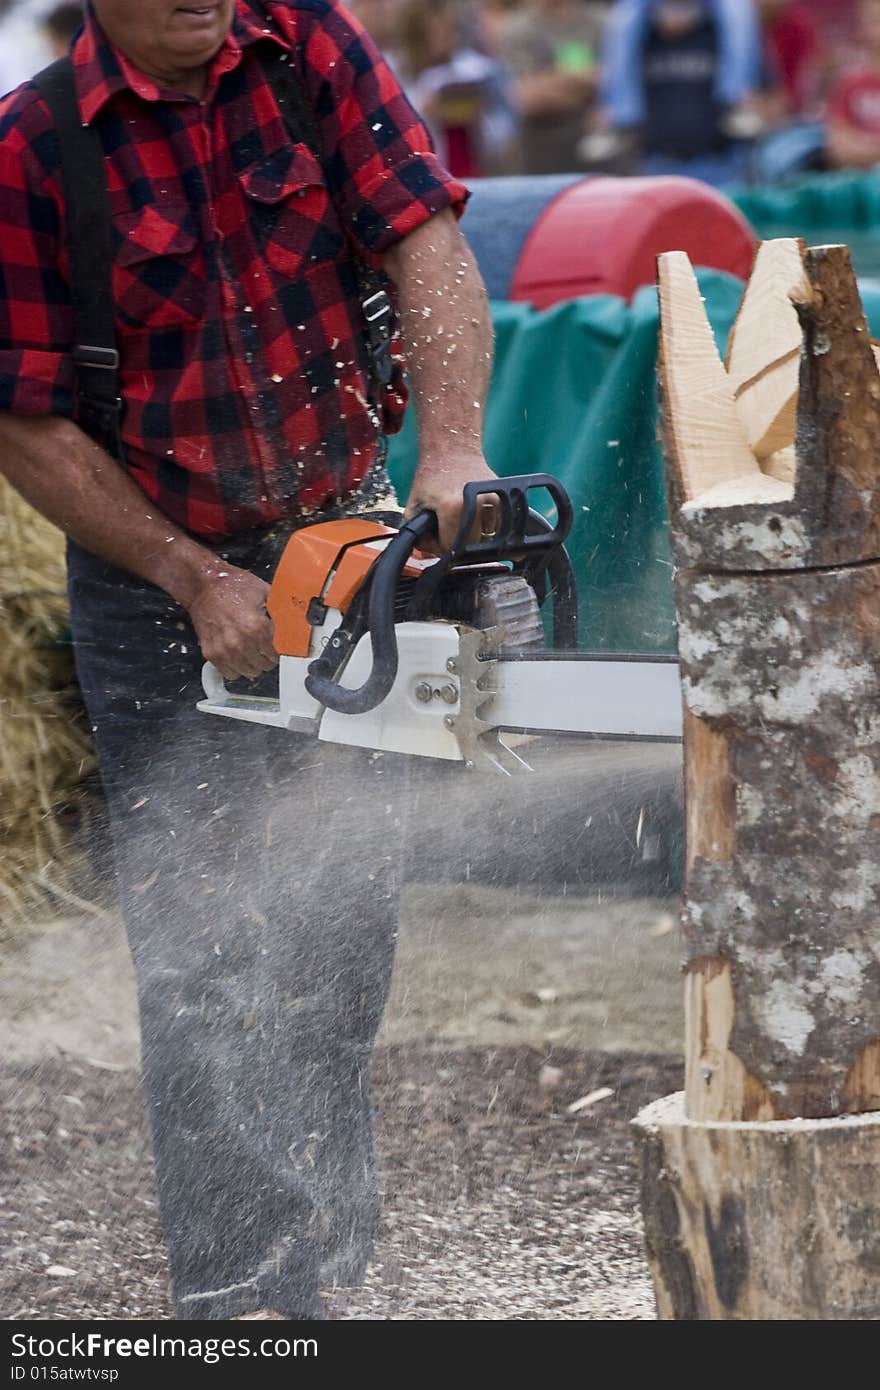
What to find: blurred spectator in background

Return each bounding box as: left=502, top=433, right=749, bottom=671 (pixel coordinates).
left=498, top=0, right=606, bottom=174
left=0, top=0, right=51, bottom=95
left=598, top=0, right=762, bottom=185
left=398, top=0, right=519, bottom=176
left=0, top=0, right=80, bottom=97
left=758, top=0, right=819, bottom=116
left=812, top=0, right=858, bottom=58
left=349, top=0, right=403, bottom=69
left=480, top=0, right=522, bottom=57
left=43, top=0, right=80, bottom=53
left=826, top=0, right=880, bottom=170
left=748, top=1, right=831, bottom=184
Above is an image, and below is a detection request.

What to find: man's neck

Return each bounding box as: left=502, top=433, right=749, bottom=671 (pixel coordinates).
left=137, top=62, right=210, bottom=99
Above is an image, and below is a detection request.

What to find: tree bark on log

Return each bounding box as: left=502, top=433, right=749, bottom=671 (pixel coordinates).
left=634, top=241, right=880, bottom=1319
left=637, top=1094, right=880, bottom=1320
left=680, top=559, right=880, bottom=1121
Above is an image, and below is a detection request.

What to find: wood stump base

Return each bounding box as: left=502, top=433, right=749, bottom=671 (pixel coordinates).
left=634, top=1092, right=880, bottom=1319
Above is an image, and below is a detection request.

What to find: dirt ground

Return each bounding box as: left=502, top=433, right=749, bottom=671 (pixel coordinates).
left=0, top=880, right=683, bottom=1321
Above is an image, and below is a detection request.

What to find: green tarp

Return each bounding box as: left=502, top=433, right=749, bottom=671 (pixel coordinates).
left=734, top=170, right=880, bottom=235
left=387, top=270, right=880, bottom=655
left=732, top=171, right=880, bottom=280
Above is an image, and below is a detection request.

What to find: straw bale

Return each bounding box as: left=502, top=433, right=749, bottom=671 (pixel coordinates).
left=0, top=478, right=96, bottom=928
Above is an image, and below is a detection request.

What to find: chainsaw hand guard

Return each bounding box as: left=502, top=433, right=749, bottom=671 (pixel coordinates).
left=304, top=510, right=438, bottom=716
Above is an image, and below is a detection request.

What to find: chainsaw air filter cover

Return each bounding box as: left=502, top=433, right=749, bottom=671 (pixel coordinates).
left=430, top=572, right=545, bottom=655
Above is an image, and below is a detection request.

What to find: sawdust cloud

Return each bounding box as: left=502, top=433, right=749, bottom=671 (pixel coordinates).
left=1, top=715, right=682, bottom=1317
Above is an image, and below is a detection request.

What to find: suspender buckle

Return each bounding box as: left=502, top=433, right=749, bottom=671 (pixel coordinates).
left=362, top=290, right=392, bottom=325
left=73, top=344, right=125, bottom=458
left=362, top=289, right=395, bottom=390
left=73, top=345, right=120, bottom=371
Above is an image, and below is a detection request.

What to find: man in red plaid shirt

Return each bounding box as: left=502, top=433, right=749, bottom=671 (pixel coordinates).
left=0, top=0, right=495, bottom=1319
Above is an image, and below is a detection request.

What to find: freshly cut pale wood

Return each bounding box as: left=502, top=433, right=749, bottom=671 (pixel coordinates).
left=635, top=1092, right=880, bottom=1320
left=664, top=245, right=880, bottom=572
left=685, top=961, right=775, bottom=1124
left=761, top=444, right=796, bottom=485
left=681, top=715, right=778, bottom=1124
left=680, top=472, right=791, bottom=512
left=734, top=341, right=880, bottom=466
left=726, top=239, right=807, bottom=393
left=735, top=353, right=799, bottom=460
left=657, top=251, right=760, bottom=505
left=843, top=1041, right=880, bottom=1112
left=727, top=240, right=807, bottom=461
left=683, top=714, right=734, bottom=872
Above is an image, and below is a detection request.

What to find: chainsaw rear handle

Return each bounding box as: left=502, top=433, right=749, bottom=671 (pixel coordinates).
left=304, top=510, right=438, bottom=716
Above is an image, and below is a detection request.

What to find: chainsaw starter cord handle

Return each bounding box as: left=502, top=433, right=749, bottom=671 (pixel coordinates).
left=304, top=510, right=438, bottom=716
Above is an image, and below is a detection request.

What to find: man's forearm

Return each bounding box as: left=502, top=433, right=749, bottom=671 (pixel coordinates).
left=0, top=413, right=222, bottom=605
left=385, top=209, right=493, bottom=464
left=0, top=412, right=278, bottom=679
left=383, top=210, right=496, bottom=546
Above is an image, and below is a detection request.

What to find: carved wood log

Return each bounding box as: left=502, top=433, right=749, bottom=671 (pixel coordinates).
left=634, top=241, right=880, bottom=1319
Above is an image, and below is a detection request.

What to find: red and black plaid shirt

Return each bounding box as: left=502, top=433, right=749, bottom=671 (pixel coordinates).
left=0, top=0, right=467, bottom=538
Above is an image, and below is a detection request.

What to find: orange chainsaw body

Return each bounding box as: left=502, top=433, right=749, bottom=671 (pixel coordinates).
left=268, top=518, right=428, bottom=658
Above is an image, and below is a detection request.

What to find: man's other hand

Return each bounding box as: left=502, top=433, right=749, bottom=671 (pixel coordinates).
left=405, top=455, right=499, bottom=554
left=187, top=565, right=278, bottom=681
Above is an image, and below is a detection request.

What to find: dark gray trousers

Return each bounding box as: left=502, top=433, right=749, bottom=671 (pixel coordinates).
left=67, top=532, right=407, bottom=1319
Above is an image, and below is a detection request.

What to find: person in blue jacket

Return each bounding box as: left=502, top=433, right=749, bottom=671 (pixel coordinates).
left=599, top=0, right=763, bottom=184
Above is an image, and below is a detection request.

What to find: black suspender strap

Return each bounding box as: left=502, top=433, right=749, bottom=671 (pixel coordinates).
left=259, top=46, right=396, bottom=398
left=32, top=57, right=124, bottom=459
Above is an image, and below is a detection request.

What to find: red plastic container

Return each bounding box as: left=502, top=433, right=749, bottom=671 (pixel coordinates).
left=510, top=176, right=756, bottom=309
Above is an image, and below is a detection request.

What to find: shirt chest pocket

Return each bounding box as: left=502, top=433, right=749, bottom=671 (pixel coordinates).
left=240, top=143, right=345, bottom=278
left=112, top=204, right=206, bottom=332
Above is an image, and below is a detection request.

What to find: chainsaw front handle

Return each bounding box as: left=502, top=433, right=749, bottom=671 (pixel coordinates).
left=407, top=474, right=578, bottom=647
left=304, top=509, right=438, bottom=716
left=447, top=474, right=574, bottom=564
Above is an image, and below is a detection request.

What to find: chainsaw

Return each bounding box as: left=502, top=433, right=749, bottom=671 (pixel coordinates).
left=197, top=475, right=682, bottom=772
